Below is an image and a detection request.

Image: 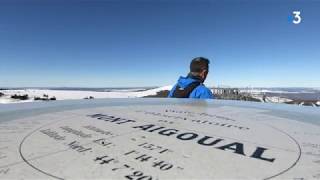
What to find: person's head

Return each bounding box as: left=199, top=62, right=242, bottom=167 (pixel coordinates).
left=189, top=57, right=210, bottom=83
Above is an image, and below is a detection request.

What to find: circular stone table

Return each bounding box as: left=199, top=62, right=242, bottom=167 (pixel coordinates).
left=0, top=99, right=319, bottom=179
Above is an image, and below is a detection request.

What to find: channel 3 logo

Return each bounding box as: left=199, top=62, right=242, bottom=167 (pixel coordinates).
left=288, top=11, right=302, bottom=24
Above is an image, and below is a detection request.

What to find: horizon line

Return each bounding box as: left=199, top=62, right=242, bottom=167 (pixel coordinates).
left=1, top=86, right=320, bottom=89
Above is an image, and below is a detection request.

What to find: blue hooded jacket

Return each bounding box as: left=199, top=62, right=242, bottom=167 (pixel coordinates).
left=168, top=76, right=214, bottom=99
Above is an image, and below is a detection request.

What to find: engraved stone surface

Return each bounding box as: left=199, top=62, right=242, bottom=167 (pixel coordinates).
left=0, top=99, right=319, bottom=179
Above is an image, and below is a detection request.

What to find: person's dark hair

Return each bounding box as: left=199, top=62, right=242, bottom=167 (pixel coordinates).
left=190, top=57, right=210, bottom=73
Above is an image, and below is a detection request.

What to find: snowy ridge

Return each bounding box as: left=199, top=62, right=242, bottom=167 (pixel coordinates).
left=0, top=85, right=173, bottom=104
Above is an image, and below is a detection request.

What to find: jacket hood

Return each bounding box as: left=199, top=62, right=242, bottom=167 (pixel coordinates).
left=177, top=76, right=200, bottom=88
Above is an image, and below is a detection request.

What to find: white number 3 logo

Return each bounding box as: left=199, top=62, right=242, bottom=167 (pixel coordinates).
left=292, top=11, right=302, bottom=24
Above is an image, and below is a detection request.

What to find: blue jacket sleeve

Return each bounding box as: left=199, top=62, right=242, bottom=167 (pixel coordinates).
left=168, top=84, right=177, bottom=98
left=199, top=88, right=214, bottom=99
left=190, top=86, right=214, bottom=99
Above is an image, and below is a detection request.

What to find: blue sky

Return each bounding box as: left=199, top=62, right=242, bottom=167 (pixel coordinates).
left=0, top=0, right=319, bottom=88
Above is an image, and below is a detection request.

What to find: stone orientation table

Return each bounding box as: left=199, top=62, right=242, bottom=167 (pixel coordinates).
left=0, top=98, right=319, bottom=179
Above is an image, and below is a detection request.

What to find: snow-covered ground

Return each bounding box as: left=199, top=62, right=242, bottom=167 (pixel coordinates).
left=240, top=89, right=287, bottom=94
left=0, top=86, right=173, bottom=104
left=1, top=86, right=318, bottom=106
left=264, top=96, right=292, bottom=103
left=250, top=94, right=292, bottom=103
left=239, top=87, right=320, bottom=94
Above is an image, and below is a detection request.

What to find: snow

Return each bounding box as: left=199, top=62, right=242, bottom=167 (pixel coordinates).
left=264, top=96, right=292, bottom=103
left=249, top=94, right=264, bottom=102
left=240, top=89, right=290, bottom=94
left=239, top=89, right=316, bottom=94
left=249, top=94, right=292, bottom=103
left=0, top=85, right=173, bottom=104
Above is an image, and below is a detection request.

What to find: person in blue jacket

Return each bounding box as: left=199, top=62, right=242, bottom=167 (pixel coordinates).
left=168, top=57, right=214, bottom=99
